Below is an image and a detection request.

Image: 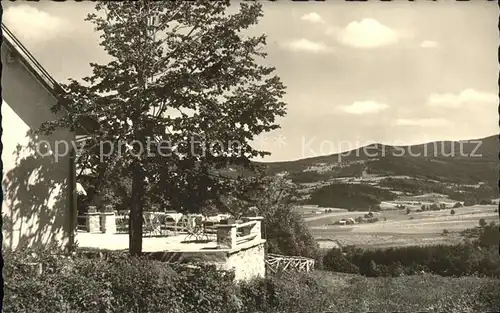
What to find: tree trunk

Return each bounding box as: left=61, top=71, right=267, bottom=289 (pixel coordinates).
left=129, top=160, right=145, bottom=256
left=89, top=165, right=107, bottom=209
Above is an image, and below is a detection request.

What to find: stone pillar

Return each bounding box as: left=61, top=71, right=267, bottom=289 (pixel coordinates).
left=100, top=212, right=117, bottom=234
left=217, top=224, right=237, bottom=249
left=242, top=216, right=263, bottom=240
left=86, top=208, right=100, bottom=233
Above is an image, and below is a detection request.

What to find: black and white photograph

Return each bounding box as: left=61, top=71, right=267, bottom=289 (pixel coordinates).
left=1, top=1, right=499, bottom=312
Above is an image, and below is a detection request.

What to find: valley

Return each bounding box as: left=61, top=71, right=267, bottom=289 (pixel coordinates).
left=258, top=135, right=499, bottom=249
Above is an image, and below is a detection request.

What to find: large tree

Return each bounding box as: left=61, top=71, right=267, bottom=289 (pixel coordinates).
left=238, top=174, right=320, bottom=259
left=39, top=1, right=286, bottom=255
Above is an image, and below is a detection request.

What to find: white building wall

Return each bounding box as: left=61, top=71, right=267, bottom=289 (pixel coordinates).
left=2, top=42, right=74, bottom=250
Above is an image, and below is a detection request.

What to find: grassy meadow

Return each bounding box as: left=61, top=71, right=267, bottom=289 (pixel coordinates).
left=312, top=270, right=500, bottom=313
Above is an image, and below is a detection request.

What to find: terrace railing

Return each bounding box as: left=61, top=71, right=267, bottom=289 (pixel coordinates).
left=216, top=217, right=263, bottom=249
left=265, top=253, right=315, bottom=273
left=78, top=211, right=234, bottom=237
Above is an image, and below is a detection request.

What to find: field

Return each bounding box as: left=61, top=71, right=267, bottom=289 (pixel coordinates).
left=312, top=271, right=500, bottom=313
left=302, top=204, right=498, bottom=249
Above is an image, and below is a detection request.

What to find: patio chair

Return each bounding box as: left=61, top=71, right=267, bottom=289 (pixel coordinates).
left=115, top=214, right=129, bottom=233
left=142, top=212, right=162, bottom=237
left=183, top=215, right=209, bottom=242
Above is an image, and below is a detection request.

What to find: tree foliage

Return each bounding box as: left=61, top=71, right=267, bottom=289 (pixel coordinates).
left=307, top=183, right=395, bottom=210
left=38, top=1, right=287, bottom=254
left=244, top=175, right=320, bottom=259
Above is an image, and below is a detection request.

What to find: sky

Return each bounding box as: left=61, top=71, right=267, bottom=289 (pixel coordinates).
left=3, top=1, right=498, bottom=162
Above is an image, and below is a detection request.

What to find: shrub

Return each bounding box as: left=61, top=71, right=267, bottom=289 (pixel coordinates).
left=476, top=222, right=500, bottom=248
left=263, top=205, right=320, bottom=259
left=322, top=249, right=360, bottom=274
left=464, top=199, right=476, bottom=206
left=475, top=278, right=500, bottom=311
left=7, top=245, right=336, bottom=313
left=479, top=199, right=492, bottom=205
left=430, top=203, right=440, bottom=211
left=389, top=262, right=404, bottom=277
left=326, top=243, right=500, bottom=278
left=256, top=177, right=321, bottom=260
left=6, top=244, right=500, bottom=313
left=442, top=229, right=449, bottom=235
left=450, top=209, right=455, bottom=215
left=3, top=247, right=237, bottom=313
left=245, top=272, right=332, bottom=313
left=308, top=183, right=395, bottom=210
left=453, top=202, right=463, bottom=208
left=479, top=218, right=487, bottom=227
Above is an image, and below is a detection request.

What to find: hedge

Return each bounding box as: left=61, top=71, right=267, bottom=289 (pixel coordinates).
left=3, top=245, right=332, bottom=313
left=4, top=243, right=500, bottom=313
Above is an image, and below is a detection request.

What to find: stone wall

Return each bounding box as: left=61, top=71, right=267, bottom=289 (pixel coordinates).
left=223, top=241, right=266, bottom=282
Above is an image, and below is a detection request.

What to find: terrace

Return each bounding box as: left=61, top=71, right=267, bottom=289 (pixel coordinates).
left=75, top=210, right=265, bottom=253
left=76, top=210, right=267, bottom=281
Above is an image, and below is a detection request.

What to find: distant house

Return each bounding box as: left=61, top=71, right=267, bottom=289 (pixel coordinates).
left=2, top=24, right=88, bottom=251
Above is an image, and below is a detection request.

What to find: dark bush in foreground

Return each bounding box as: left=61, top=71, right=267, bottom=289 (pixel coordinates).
left=238, top=272, right=332, bottom=313
left=4, top=246, right=238, bottom=313
left=263, top=205, right=321, bottom=260
left=4, top=245, right=500, bottom=313
left=3, top=246, right=332, bottom=313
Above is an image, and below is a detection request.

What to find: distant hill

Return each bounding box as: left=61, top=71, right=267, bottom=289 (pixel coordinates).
left=242, top=135, right=498, bottom=210
left=256, top=135, right=498, bottom=186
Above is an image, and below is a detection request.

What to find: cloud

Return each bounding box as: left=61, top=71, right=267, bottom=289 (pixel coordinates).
left=301, top=12, right=325, bottom=24
left=427, top=89, right=497, bottom=108
left=3, top=5, right=69, bottom=43
left=282, top=38, right=332, bottom=53
left=338, top=101, right=389, bottom=114
left=324, top=26, right=340, bottom=36
left=395, top=118, right=451, bottom=127
left=336, top=18, right=400, bottom=48
left=420, top=40, right=439, bottom=48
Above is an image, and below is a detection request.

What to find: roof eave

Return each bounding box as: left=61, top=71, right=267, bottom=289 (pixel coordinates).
left=2, top=23, right=97, bottom=135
